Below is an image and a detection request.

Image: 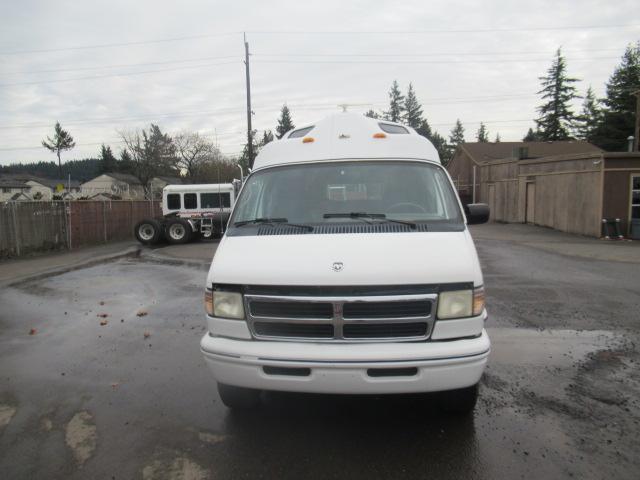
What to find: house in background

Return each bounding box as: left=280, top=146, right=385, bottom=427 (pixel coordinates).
left=80, top=173, right=145, bottom=200
left=150, top=176, right=183, bottom=199
left=447, top=141, right=640, bottom=237
left=24, top=176, right=81, bottom=200
left=0, top=179, right=31, bottom=201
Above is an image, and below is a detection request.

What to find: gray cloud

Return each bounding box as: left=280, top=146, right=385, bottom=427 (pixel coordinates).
left=0, top=0, right=638, bottom=164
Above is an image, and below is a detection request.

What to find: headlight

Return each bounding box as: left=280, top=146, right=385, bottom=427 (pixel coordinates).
left=212, top=291, right=245, bottom=319
left=437, top=290, right=472, bottom=319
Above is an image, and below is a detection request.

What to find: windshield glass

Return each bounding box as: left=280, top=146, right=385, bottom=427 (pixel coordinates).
left=231, top=161, right=462, bottom=227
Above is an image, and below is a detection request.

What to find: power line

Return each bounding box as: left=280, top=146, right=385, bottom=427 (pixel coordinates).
left=0, top=60, right=240, bottom=87
left=4, top=55, right=241, bottom=76
left=0, top=93, right=540, bottom=130
left=2, top=24, right=637, bottom=56
left=6, top=47, right=622, bottom=77
left=246, top=24, right=640, bottom=34
left=0, top=119, right=538, bottom=151
left=254, top=56, right=619, bottom=65
left=253, top=48, right=623, bottom=58
left=0, top=32, right=241, bottom=56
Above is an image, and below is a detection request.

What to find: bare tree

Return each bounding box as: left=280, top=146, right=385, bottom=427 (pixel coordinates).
left=174, top=132, right=219, bottom=182
left=42, top=122, right=76, bottom=177
left=118, top=124, right=177, bottom=195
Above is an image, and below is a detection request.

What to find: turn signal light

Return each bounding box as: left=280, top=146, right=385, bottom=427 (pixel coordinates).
left=473, top=287, right=485, bottom=316
left=204, top=289, right=213, bottom=316
left=302, top=137, right=315, bottom=143
left=373, top=132, right=387, bottom=139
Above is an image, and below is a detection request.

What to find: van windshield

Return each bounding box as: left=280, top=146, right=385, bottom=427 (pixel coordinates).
left=230, top=161, right=463, bottom=229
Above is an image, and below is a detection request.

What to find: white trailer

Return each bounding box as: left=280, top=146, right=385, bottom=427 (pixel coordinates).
left=134, top=183, right=236, bottom=245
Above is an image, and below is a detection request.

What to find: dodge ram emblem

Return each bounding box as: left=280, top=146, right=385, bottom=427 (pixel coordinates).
left=332, top=262, right=344, bottom=272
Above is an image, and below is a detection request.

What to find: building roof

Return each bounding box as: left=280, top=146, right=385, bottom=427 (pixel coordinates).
left=10, top=192, right=31, bottom=201
left=103, top=173, right=142, bottom=185
left=254, top=112, right=440, bottom=170
left=0, top=177, right=29, bottom=189
left=153, top=176, right=183, bottom=184
left=461, top=141, right=602, bottom=163
left=1, top=174, right=80, bottom=189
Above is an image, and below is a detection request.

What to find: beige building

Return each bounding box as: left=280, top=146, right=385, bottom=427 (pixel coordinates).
left=80, top=173, right=145, bottom=200
left=0, top=179, right=31, bottom=201
left=448, top=142, right=640, bottom=238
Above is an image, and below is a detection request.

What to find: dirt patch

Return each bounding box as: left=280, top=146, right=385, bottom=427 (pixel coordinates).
left=65, top=411, right=97, bottom=466
left=142, top=453, right=210, bottom=480
left=0, top=403, right=17, bottom=429
left=198, top=432, right=226, bottom=444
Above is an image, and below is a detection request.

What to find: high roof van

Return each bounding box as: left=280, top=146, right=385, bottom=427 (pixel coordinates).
left=201, top=112, right=490, bottom=413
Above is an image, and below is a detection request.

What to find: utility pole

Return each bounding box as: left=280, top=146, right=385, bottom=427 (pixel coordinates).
left=244, top=33, right=254, bottom=168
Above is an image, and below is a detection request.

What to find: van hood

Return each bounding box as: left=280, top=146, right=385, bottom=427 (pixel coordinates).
left=207, top=230, right=483, bottom=287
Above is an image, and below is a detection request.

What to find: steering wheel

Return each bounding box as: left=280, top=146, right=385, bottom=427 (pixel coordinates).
left=386, top=202, right=426, bottom=214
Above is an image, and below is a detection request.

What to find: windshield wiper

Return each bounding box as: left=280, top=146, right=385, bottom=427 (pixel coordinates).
left=233, top=217, right=314, bottom=231
left=322, top=212, right=417, bottom=229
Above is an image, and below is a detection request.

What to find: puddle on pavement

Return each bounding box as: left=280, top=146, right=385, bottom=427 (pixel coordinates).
left=487, top=328, right=620, bottom=367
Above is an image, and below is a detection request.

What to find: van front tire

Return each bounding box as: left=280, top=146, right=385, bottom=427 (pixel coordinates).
left=217, top=383, right=261, bottom=409
left=436, top=384, right=479, bottom=415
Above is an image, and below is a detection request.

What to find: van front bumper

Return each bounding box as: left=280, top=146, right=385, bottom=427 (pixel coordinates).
left=200, top=329, right=490, bottom=394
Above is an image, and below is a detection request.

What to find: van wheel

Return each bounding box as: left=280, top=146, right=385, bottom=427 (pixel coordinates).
left=436, top=384, right=479, bottom=414
left=217, top=383, right=261, bottom=409
left=165, top=219, right=192, bottom=244
left=134, top=219, right=162, bottom=245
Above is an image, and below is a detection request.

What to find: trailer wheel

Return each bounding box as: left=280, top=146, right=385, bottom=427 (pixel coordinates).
left=134, top=219, right=162, bottom=245
left=165, top=218, right=192, bottom=244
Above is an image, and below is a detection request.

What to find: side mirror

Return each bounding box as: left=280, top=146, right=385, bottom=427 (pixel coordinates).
left=464, top=203, right=490, bottom=225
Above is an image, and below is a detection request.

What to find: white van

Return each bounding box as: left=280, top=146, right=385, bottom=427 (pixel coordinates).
left=201, top=113, right=490, bottom=413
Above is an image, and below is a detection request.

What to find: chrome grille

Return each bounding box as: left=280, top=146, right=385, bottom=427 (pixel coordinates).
left=245, top=293, right=437, bottom=342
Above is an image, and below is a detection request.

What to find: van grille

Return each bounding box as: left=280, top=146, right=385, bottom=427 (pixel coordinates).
left=245, top=292, right=436, bottom=342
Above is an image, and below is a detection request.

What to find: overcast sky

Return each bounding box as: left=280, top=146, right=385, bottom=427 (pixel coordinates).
left=0, top=0, right=638, bottom=166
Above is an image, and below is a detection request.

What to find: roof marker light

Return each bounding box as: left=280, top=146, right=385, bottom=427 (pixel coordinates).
left=302, top=137, right=315, bottom=143
left=373, top=132, right=387, bottom=139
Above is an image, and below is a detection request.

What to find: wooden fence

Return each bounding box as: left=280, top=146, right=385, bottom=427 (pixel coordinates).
left=0, top=200, right=160, bottom=259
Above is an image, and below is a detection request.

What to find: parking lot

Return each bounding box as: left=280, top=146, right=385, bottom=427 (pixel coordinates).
left=1, top=223, right=639, bottom=479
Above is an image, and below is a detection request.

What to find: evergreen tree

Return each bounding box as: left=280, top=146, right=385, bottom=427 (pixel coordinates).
left=41, top=122, right=76, bottom=177
left=99, top=144, right=118, bottom=173
left=239, top=129, right=260, bottom=172
left=592, top=43, right=640, bottom=151
left=384, top=80, right=405, bottom=122
left=260, top=130, right=275, bottom=146
left=276, top=105, right=295, bottom=139
left=403, top=83, right=423, bottom=128
left=364, top=109, right=380, bottom=119
left=535, top=48, right=580, bottom=140
left=416, top=120, right=449, bottom=163
left=523, top=128, right=540, bottom=142
left=448, top=119, right=465, bottom=157
left=476, top=123, right=489, bottom=142
left=494, top=133, right=501, bottom=143
left=574, top=86, right=602, bottom=142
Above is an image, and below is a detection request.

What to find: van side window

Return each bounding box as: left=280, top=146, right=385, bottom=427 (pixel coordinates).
left=201, top=192, right=231, bottom=208
left=167, top=193, right=181, bottom=210
left=184, top=193, right=198, bottom=209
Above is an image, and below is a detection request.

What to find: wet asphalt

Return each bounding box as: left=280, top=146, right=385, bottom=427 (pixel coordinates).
left=0, top=229, right=639, bottom=479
